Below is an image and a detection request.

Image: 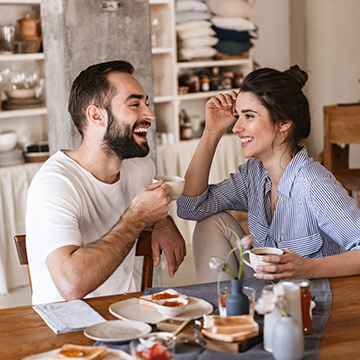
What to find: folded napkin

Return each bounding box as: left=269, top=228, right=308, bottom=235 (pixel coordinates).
left=33, top=299, right=106, bottom=334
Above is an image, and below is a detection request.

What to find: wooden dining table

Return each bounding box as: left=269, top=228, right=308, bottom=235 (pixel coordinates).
left=1, top=276, right=360, bottom=360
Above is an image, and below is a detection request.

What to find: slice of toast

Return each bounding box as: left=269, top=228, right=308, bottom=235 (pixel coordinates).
left=202, top=315, right=259, bottom=342
left=51, top=344, right=107, bottom=360
left=203, top=314, right=255, bottom=328
left=139, top=289, right=188, bottom=310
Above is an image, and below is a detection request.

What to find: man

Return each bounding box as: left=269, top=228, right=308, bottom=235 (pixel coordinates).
left=26, top=60, right=186, bottom=304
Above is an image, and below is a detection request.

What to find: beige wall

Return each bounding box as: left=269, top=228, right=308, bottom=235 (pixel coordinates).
left=305, top=0, right=360, bottom=166
left=253, top=0, right=360, bottom=165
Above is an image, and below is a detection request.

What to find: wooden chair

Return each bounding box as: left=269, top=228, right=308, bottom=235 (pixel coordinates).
left=323, top=104, right=360, bottom=199
left=13, top=230, right=154, bottom=294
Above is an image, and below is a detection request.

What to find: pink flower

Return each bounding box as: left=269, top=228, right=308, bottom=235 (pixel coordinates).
left=254, top=283, right=287, bottom=316
left=239, top=234, right=253, bottom=250
left=209, top=257, right=224, bottom=273
left=254, top=293, right=277, bottom=314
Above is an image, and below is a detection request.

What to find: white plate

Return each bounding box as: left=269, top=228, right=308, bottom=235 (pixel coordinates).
left=84, top=319, right=151, bottom=342
left=109, top=296, right=213, bottom=324
left=22, top=347, right=132, bottom=360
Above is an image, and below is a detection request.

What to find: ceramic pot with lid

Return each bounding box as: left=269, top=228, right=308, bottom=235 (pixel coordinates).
left=17, top=14, right=41, bottom=52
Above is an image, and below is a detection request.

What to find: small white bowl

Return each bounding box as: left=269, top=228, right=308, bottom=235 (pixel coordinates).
left=5, top=88, right=36, bottom=99
left=0, top=130, right=17, bottom=151
left=154, top=297, right=189, bottom=318
left=153, top=175, right=185, bottom=201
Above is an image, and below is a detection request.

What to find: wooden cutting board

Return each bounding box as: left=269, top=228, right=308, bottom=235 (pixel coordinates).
left=156, top=319, right=263, bottom=354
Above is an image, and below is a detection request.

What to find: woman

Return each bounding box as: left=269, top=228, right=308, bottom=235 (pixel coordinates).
left=177, top=65, right=360, bottom=283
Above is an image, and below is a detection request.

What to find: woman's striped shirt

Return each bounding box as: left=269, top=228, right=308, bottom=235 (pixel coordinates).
left=177, top=147, right=360, bottom=258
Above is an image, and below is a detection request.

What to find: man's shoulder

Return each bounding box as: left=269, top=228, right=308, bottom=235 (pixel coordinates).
left=30, top=150, right=83, bottom=188
left=122, top=156, right=155, bottom=172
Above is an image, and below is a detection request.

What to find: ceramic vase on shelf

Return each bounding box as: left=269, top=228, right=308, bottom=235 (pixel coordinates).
left=272, top=315, right=304, bottom=360
left=226, top=278, right=249, bottom=316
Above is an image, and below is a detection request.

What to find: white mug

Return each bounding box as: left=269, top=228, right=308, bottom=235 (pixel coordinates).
left=243, top=247, right=283, bottom=273
left=153, top=175, right=185, bottom=201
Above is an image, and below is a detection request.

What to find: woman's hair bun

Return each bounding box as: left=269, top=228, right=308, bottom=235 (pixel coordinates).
left=283, top=64, right=308, bottom=89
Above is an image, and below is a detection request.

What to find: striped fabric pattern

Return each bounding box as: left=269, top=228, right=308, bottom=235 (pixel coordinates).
left=177, top=147, right=360, bottom=258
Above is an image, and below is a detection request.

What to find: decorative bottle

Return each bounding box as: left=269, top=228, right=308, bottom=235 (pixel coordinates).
left=262, top=284, right=282, bottom=353
left=226, top=278, right=249, bottom=316
left=272, top=315, right=304, bottom=360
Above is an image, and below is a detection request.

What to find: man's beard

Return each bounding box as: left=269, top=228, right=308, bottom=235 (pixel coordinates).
left=103, top=109, right=149, bottom=160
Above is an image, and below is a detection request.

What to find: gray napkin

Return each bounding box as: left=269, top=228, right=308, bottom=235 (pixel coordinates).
left=33, top=299, right=106, bottom=334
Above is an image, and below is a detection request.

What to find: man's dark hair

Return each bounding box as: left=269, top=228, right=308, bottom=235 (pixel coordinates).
left=68, top=60, right=134, bottom=136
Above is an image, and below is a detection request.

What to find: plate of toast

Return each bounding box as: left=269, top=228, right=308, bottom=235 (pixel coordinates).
left=109, top=289, right=213, bottom=324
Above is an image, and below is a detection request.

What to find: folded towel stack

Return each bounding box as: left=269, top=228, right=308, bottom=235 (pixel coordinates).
left=207, top=0, right=257, bottom=57
left=176, top=0, right=218, bottom=61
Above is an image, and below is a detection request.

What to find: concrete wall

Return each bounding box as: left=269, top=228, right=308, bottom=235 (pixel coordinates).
left=41, top=0, right=155, bottom=158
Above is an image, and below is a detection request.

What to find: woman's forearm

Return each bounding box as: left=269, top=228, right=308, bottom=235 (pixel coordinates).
left=307, top=250, right=360, bottom=278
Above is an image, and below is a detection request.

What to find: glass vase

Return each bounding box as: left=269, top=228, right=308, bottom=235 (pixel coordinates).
left=226, top=278, right=249, bottom=316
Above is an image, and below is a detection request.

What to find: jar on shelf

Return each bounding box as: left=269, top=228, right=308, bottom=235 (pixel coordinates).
left=200, top=75, right=210, bottom=91
left=151, top=17, right=161, bottom=48
left=221, top=71, right=234, bottom=90
left=210, top=67, right=222, bottom=91
left=234, top=71, right=244, bottom=88
left=185, top=73, right=200, bottom=93
left=179, top=109, right=193, bottom=141
left=17, top=14, right=41, bottom=53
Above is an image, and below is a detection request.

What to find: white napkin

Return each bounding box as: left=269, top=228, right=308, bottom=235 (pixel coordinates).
left=33, top=299, right=106, bottom=334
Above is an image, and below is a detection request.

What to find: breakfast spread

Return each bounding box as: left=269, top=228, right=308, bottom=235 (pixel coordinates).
left=50, top=344, right=107, bottom=360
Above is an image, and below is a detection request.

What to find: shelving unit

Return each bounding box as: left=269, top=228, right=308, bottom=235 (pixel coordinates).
left=149, top=0, right=178, bottom=140
left=0, top=0, right=46, bottom=143
left=149, top=0, right=254, bottom=143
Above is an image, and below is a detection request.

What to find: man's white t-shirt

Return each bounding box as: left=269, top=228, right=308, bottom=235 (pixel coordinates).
left=26, top=150, right=155, bottom=304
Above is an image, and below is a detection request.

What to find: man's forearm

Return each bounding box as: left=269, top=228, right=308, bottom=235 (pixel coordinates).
left=47, top=206, right=147, bottom=300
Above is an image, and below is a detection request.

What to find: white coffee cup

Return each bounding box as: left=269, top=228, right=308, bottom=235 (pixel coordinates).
left=243, top=247, right=284, bottom=273
left=153, top=175, right=185, bottom=201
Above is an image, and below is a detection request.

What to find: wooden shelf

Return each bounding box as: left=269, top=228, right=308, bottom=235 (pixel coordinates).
left=149, top=0, right=170, bottom=4
left=179, top=88, right=240, bottom=101
left=0, top=53, right=44, bottom=62
left=0, top=0, right=40, bottom=4
left=0, top=107, right=47, bottom=119
left=154, top=95, right=174, bottom=103
left=152, top=47, right=172, bottom=55
left=177, top=58, right=251, bottom=70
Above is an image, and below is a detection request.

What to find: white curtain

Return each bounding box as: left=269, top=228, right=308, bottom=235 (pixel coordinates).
left=156, top=134, right=247, bottom=243
left=0, top=162, right=42, bottom=294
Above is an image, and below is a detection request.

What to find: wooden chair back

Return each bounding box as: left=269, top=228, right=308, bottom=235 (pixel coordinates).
left=14, top=230, right=154, bottom=294
left=323, top=104, right=360, bottom=197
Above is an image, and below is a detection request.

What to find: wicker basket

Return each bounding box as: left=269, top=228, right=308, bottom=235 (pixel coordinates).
left=24, top=152, right=50, bottom=163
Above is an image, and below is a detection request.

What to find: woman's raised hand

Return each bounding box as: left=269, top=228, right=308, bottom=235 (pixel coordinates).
left=205, top=90, right=238, bottom=134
